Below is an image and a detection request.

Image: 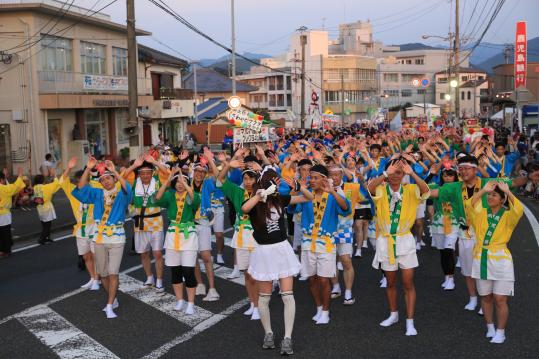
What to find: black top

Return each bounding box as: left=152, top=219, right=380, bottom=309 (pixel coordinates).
left=246, top=195, right=291, bottom=245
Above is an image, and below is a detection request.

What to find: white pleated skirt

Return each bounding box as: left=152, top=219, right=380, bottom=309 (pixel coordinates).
left=248, top=240, right=301, bottom=281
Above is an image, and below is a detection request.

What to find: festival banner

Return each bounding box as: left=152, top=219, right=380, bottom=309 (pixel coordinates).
left=514, top=21, right=527, bottom=89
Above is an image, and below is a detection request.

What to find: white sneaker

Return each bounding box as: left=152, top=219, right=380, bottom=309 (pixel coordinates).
left=216, top=254, right=225, bottom=264
left=227, top=269, right=241, bottom=279
left=244, top=303, right=254, bottom=316
left=478, top=308, right=484, bottom=316
left=203, top=288, right=220, bottom=302
left=379, top=277, right=387, bottom=288
left=81, top=279, right=93, bottom=290
left=354, top=248, right=362, bottom=257
left=316, top=311, right=330, bottom=325
left=420, top=240, right=426, bottom=247
left=102, top=298, right=119, bottom=312
left=143, top=277, right=155, bottom=287
left=251, top=308, right=260, bottom=320
left=184, top=302, right=195, bottom=315
left=443, top=278, right=455, bottom=291
left=90, top=280, right=100, bottom=291
left=490, top=333, right=506, bottom=344
left=299, top=275, right=309, bottom=281
left=312, top=307, right=322, bottom=322
left=105, top=305, right=117, bottom=319
left=331, top=290, right=341, bottom=299
left=405, top=319, right=417, bottom=336
left=380, top=313, right=399, bottom=327
left=455, top=257, right=461, bottom=268
left=196, top=283, right=207, bottom=296
left=441, top=278, right=448, bottom=289
left=416, top=242, right=421, bottom=251
left=464, top=299, right=477, bottom=311
left=486, top=326, right=496, bottom=338
left=362, top=241, right=368, bottom=249
left=155, top=285, right=165, bottom=293
left=173, top=300, right=186, bottom=311
left=337, top=261, right=344, bottom=271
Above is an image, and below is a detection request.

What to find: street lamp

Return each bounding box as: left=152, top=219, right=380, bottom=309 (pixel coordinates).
left=444, top=94, right=451, bottom=101
left=450, top=79, right=458, bottom=88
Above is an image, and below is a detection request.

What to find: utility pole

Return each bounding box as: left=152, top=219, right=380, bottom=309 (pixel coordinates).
left=126, top=0, right=141, bottom=151
left=454, top=0, right=460, bottom=122
left=300, top=34, right=307, bottom=129
left=231, top=0, right=236, bottom=96
left=340, top=69, right=345, bottom=126
left=193, top=62, right=198, bottom=124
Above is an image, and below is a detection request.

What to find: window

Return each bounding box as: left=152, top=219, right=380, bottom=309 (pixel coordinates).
left=417, top=89, right=426, bottom=95
left=401, top=89, right=412, bottom=97
left=440, top=92, right=446, bottom=100
left=414, top=58, right=424, bottom=65
left=461, top=91, right=465, bottom=100
left=80, top=41, right=106, bottom=74
left=405, top=59, right=412, bottom=64
left=286, top=76, right=291, bottom=90
left=324, top=91, right=339, bottom=102
left=478, top=76, right=484, bottom=81
left=480, top=89, right=488, bottom=97
left=467, top=91, right=471, bottom=100
left=277, top=94, right=284, bottom=106
left=386, top=89, right=399, bottom=97
left=40, top=36, right=72, bottom=71
left=438, top=77, right=448, bottom=84
left=269, top=94, right=276, bottom=107
left=286, top=93, right=291, bottom=106
left=115, top=109, right=130, bottom=143
left=276, top=76, right=284, bottom=91
left=112, top=47, right=127, bottom=76
left=268, top=77, right=276, bottom=91
left=461, top=76, right=468, bottom=82
left=401, top=74, right=424, bottom=83
left=383, top=73, right=398, bottom=82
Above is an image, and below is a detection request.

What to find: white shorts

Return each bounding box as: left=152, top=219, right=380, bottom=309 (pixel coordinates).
left=134, top=231, right=164, bottom=254
left=476, top=279, right=514, bottom=296
left=379, top=252, right=419, bottom=272
left=416, top=201, right=426, bottom=219
left=300, top=251, right=336, bottom=278
left=165, top=249, right=197, bottom=267
left=458, top=238, right=474, bottom=277
left=212, top=211, right=224, bottom=233
left=237, top=248, right=254, bottom=271
left=76, top=237, right=95, bottom=255
left=196, top=225, right=212, bottom=252
left=336, top=243, right=353, bottom=257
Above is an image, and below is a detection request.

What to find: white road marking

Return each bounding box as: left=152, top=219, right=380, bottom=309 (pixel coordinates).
left=119, top=274, right=215, bottom=327
left=140, top=298, right=250, bottom=359
left=522, top=203, right=539, bottom=247
left=16, top=305, right=119, bottom=359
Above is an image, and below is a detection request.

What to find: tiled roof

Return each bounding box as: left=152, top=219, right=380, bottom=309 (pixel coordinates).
left=138, top=44, right=188, bottom=68
left=184, top=67, right=258, bottom=92
left=460, top=79, right=488, bottom=88
left=196, top=100, right=229, bottom=121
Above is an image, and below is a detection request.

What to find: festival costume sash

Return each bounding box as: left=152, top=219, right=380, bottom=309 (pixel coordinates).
left=310, top=192, right=330, bottom=253
left=237, top=190, right=252, bottom=249
left=386, top=185, right=403, bottom=265
left=171, top=192, right=188, bottom=250
left=480, top=207, right=505, bottom=280
left=461, top=177, right=481, bottom=237
left=95, top=192, right=118, bottom=244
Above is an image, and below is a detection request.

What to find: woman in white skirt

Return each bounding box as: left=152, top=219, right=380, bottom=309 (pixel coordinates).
left=241, top=168, right=313, bottom=355
left=154, top=168, right=201, bottom=315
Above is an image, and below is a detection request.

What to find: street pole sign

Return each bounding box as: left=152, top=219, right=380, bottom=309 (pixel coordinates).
left=514, top=21, right=527, bottom=89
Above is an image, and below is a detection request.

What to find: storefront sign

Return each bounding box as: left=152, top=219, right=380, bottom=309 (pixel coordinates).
left=514, top=21, right=527, bottom=89
left=233, top=126, right=269, bottom=144
left=92, top=99, right=129, bottom=107
left=149, top=100, right=194, bottom=119
left=227, top=107, right=263, bottom=132
left=83, top=75, right=128, bottom=91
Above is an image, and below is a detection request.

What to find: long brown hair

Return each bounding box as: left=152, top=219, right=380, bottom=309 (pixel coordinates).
left=251, top=168, right=283, bottom=231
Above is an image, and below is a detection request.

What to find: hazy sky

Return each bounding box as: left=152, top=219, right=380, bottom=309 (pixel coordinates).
left=78, top=0, right=539, bottom=61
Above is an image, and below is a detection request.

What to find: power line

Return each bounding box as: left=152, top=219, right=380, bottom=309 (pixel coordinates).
left=0, top=0, right=119, bottom=76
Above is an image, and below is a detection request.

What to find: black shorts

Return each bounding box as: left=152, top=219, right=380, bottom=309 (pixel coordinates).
left=354, top=208, right=373, bottom=221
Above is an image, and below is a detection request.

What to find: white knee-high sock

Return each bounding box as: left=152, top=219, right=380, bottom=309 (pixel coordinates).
left=258, top=294, right=272, bottom=334
left=281, top=291, right=296, bottom=339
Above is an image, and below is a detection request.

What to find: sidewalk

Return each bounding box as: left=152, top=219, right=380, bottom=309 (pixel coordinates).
left=11, top=191, right=76, bottom=242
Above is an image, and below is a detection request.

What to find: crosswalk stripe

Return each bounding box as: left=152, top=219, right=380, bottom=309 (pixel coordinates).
left=16, top=305, right=119, bottom=359
left=140, top=297, right=250, bottom=359
left=118, top=274, right=215, bottom=328
left=198, top=259, right=246, bottom=286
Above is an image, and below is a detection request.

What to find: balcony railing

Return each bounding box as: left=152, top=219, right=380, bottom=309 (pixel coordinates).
left=158, top=88, right=194, bottom=100
left=38, top=71, right=150, bottom=95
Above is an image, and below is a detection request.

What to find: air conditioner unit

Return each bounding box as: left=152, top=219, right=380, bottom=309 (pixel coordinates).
left=12, top=110, right=24, bottom=122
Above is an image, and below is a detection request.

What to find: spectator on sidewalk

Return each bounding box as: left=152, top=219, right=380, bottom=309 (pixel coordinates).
left=33, top=170, right=61, bottom=245
left=40, top=154, right=56, bottom=180
left=0, top=167, right=26, bottom=258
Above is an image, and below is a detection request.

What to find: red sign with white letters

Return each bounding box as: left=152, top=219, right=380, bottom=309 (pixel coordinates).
left=514, top=21, right=527, bottom=89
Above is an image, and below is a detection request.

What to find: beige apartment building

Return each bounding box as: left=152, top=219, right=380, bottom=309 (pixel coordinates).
left=0, top=1, right=193, bottom=173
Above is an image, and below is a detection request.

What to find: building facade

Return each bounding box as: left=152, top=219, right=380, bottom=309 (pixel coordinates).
left=0, top=2, right=153, bottom=172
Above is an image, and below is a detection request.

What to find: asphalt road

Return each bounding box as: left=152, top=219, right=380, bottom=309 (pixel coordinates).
left=1, top=203, right=539, bottom=359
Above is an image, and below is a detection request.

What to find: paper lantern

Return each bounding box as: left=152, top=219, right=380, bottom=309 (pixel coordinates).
left=469, top=128, right=475, bottom=134
left=226, top=129, right=233, bottom=137
left=277, top=127, right=284, bottom=136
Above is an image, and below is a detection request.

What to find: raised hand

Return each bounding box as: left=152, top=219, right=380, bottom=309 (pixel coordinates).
left=386, top=162, right=398, bottom=175
left=143, top=153, right=156, bottom=164
left=203, top=147, right=214, bottom=161
left=401, top=161, right=414, bottom=175
left=133, top=155, right=144, bottom=168
left=229, top=159, right=245, bottom=169
left=247, top=161, right=262, bottom=172
left=67, top=157, right=78, bottom=170
left=179, top=150, right=189, bottom=161
left=496, top=181, right=510, bottom=194
left=86, top=156, right=97, bottom=170
left=104, top=160, right=116, bottom=173
left=484, top=181, right=497, bottom=193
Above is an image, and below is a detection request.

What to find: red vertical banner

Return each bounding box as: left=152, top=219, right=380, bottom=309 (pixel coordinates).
left=514, top=21, right=527, bottom=89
